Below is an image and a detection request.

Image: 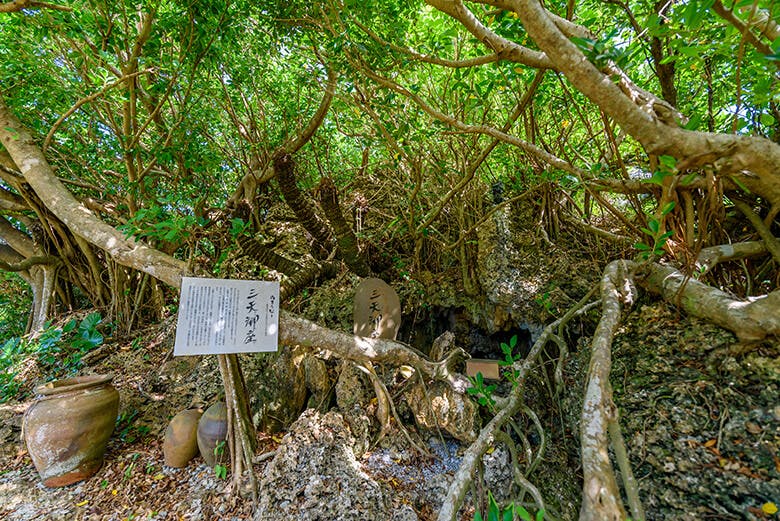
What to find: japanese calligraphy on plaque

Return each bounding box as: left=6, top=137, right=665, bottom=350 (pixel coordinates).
left=353, top=278, right=401, bottom=340
left=174, top=277, right=279, bottom=355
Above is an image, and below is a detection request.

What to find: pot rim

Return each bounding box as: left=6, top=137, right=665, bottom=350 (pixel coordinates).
left=35, top=374, right=114, bottom=396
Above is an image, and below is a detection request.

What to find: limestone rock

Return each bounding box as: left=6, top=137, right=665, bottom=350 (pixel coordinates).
left=303, top=355, right=332, bottom=411
left=250, top=347, right=307, bottom=433
left=335, top=361, right=373, bottom=457
left=255, top=410, right=392, bottom=521
left=405, top=381, right=479, bottom=443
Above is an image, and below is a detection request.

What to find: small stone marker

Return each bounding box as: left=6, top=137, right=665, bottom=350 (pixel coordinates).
left=353, top=278, right=401, bottom=340
left=465, top=359, right=501, bottom=380
left=174, top=277, right=279, bottom=355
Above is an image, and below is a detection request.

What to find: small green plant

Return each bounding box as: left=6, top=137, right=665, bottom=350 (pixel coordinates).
left=498, top=335, right=522, bottom=385
left=467, top=372, right=497, bottom=411
left=534, top=289, right=556, bottom=317
left=1, top=312, right=106, bottom=402
left=228, top=217, right=249, bottom=239
left=214, top=440, right=227, bottom=479
left=123, top=453, right=140, bottom=481
left=635, top=201, right=676, bottom=260
left=474, top=492, right=545, bottom=521
left=116, top=409, right=149, bottom=443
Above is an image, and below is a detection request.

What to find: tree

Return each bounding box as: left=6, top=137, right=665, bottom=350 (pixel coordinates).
left=1, top=0, right=778, bottom=519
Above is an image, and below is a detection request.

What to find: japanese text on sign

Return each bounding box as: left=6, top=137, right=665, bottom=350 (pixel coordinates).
left=174, top=277, right=279, bottom=355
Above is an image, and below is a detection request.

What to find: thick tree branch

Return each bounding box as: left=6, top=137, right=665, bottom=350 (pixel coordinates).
left=638, top=262, right=780, bottom=341
left=427, top=0, right=552, bottom=69
left=280, top=310, right=469, bottom=384
left=0, top=96, right=189, bottom=288
left=0, top=185, right=27, bottom=212
left=0, top=253, right=60, bottom=271
left=502, top=0, right=780, bottom=206
left=696, top=240, right=769, bottom=275
left=0, top=215, right=36, bottom=258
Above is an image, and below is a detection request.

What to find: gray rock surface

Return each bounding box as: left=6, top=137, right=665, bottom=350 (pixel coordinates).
left=404, top=380, right=479, bottom=442
left=255, top=410, right=392, bottom=521
left=335, top=360, right=373, bottom=456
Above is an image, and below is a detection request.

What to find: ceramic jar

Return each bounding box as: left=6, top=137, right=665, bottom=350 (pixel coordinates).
left=23, top=374, right=119, bottom=487
left=163, top=408, right=203, bottom=467
left=197, top=401, right=228, bottom=466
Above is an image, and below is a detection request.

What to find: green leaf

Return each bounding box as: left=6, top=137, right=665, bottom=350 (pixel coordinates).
left=634, top=242, right=651, bottom=251
left=648, top=219, right=660, bottom=234
left=80, top=312, right=102, bottom=331
left=516, top=505, right=532, bottom=521
left=759, top=113, right=775, bottom=127
left=536, top=509, right=546, bottom=521
left=62, top=319, right=78, bottom=333
left=645, top=170, right=669, bottom=186
left=661, top=201, right=676, bottom=216
left=503, top=507, right=514, bottom=521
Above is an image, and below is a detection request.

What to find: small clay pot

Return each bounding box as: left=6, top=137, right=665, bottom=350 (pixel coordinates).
left=23, top=374, right=119, bottom=487
left=197, top=401, right=228, bottom=467
left=163, top=409, right=203, bottom=467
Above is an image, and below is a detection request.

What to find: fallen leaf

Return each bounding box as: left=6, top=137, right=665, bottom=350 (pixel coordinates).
left=76, top=500, right=89, bottom=507
left=763, top=502, right=778, bottom=515
left=704, top=439, right=717, bottom=448
left=745, top=421, right=762, bottom=435
left=153, top=473, right=165, bottom=481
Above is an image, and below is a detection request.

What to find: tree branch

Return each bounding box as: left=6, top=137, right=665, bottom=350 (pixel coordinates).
left=0, top=0, right=72, bottom=13
left=0, top=95, right=189, bottom=288
left=0, top=253, right=60, bottom=272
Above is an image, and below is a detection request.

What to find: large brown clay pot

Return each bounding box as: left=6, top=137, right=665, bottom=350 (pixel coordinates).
left=23, top=374, right=119, bottom=487
left=197, top=401, right=228, bottom=467
left=163, top=408, right=203, bottom=467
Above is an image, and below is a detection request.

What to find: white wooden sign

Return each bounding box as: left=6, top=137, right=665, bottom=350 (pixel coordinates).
left=174, top=277, right=279, bottom=356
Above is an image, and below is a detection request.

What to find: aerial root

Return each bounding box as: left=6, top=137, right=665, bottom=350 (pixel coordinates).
left=435, top=296, right=599, bottom=521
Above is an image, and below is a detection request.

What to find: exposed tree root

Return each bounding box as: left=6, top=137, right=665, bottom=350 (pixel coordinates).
left=580, top=260, right=634, bottom=521
left=436, top=297, right=599, bottom=521
left=579, top=254, right=779, bottom=520
left=280, top=310, right=470, bottom=384
left=218, top=353, right=258, bottom=502
left=637, top=261, right=780, bottom=341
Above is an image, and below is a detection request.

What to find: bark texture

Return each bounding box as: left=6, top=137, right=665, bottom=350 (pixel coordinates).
left=579, top=260, right=630, bottom=521
left=639, top=262, right=780, bottom=341
left=318, top=177, right=370, bottom=277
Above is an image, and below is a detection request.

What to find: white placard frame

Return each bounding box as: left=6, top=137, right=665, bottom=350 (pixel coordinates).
left=173, top=277, right=279, bottom=356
